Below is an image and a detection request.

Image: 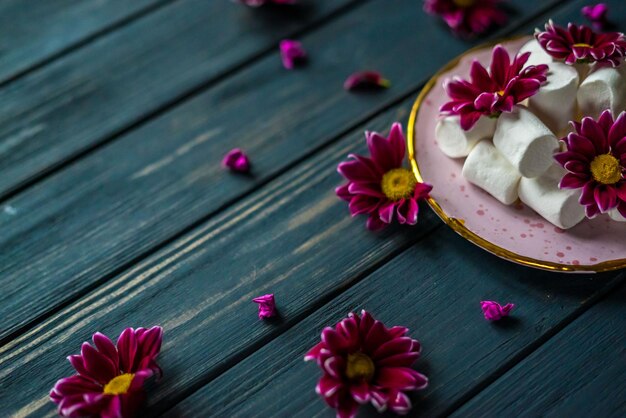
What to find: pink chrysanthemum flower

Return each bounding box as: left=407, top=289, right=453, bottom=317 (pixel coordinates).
left=535, top=20, right=626, bottom=67
left=336, top=123, right=432, bottom=231
left=305, top=311, right=428, bottom=418
left=555, top=110, right=626, bottom=218
left=423, top=0, right=507, bottom=35
left=480, top=300, right=515, bottom=321
left=440, top=45, right=549, bottom=130
left=234, top=0, right=295, bottom=7
left=50, top=327, right=163, bottom=418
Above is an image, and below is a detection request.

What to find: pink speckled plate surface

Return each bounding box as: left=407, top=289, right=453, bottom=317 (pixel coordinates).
left=408, top=36, right=626, bottom=273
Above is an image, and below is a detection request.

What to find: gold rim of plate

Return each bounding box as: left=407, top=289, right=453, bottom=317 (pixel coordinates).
left=407, top=35, right=626, bottom=273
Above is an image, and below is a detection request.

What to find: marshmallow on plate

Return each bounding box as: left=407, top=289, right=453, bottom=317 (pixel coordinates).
left=518, top=164, right=586, bottom=229
left=519, top=39, right=553, bottom=67
left=493, top=106, right=559, bottom=178
left=577, top=63, right=626, bottom=119
left=528, top=62, right=579, bottom=135
left=435, top=115, right=496, bottom=158
left=462, top=140, right=521, bottom=205
left=608, top=208, right=626, bottom=222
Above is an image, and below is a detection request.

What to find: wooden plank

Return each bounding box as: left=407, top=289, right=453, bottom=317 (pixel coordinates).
left=164, top=230, right=623, bottom=417
left=0, top=0, right=357, bottom=198
left=451, top=286, right=626, bottom=417
left=0, top=0, right=162, bottom=84
left=0, top=0, right=565, bottom=343
left=0, top=101, right=441, bottom=416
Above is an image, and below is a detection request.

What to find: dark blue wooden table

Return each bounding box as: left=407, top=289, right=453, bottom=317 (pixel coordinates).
left=0, top=0, right=624, bottom=416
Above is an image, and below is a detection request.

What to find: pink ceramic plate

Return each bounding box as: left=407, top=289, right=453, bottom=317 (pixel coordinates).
left=408, top=36, right=626, bottom=273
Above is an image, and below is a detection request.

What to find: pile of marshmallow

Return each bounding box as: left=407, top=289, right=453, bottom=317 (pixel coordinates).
left=435, top=38, right=626, bottom=229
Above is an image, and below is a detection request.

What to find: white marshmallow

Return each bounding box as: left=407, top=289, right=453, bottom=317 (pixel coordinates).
left=519, top=39, right=553, bottom=67
left=577, top=64, right=626, bottom=119
left=435, top=116, right=496, bottom=158
left=493, top=106, right=559, bottom=178
left=608, top=208, right=626, bottom=222
left=518, top=164, right=586, bottom=229
left=528, top=62, right=579, bottom=135
left=462, top=140, right=521, bottom=205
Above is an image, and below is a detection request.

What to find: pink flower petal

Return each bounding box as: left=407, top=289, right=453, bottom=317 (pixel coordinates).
left=344, top=71, right=390, bottom=91
left=279, top=39, right=306, bottom=70
left=252, top=293, right=276, bottom=319
left=222, top=148, right=251, bottom=173
left=481, top=300, right=515, bottom=321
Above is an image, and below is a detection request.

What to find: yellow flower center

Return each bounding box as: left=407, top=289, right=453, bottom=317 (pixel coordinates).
left=103, top=373, right=135, bottom=395
left=496, top=89, right=506, bottom=96
left=573, top=43, right=592, bottom=48
left=381, top=168, right=417, bottom=201
left=590, top=154, right=622, bottom=185
left=345, top=353, right=375, bottom=381
left=453, top=0, right=475, bottom=7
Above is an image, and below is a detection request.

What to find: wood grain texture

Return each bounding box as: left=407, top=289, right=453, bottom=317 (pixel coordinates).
left=0, top=0, right=564, bottom=343
left=0, top=0, right=356, bottom=198
left=452, top=285, right=626, bottom=417
left=0, top=103, right=440, bottom=417
left=0, top=0, right=163, bottom=84
left=165, top=228, right=623, bottom=418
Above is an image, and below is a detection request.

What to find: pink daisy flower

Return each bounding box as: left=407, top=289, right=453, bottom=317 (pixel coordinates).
left=423, top=0, right=507, bottom=35
left=336, top=123, right=432, bottom=231
left=222, top=148, right=251, bottom=173
left=305, top=311, right=428, bottom=418
left=279, top=40, right=307, bottom=69
left=50, top=327, right=163, bottom=418
left=440, top=45, right=549, bottom=130
left=535, top=20, right=626, bottom=67
left=555, top=110, right=626, bottom=218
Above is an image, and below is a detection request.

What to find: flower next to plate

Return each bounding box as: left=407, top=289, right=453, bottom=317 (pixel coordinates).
left=480, top=300, right=514, bottom=321
left=234, top=0, right=295, bottom=7
left=555, top=110, right=626, bottom=218
left=336, top=123, right=432, bottom=231
left=581, top=3, right=609, bottom=30
left=440, top=45, right=549, bottom=130
left=252, top=294, right=277, bottom=319
left=280, top=40, right=307, bottom=69
left=50, top=326, right=163, bottom=418
left=423, top=0, right=507, bottom=35
left=535, top=20, right=626, bottom=67
left=305, top=310, right=428, bottom=418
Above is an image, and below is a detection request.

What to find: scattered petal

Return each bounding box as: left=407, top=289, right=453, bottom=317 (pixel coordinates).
left=280, top=39, right=307, bottom=69
left=222, top=148, right=251, bottom=173
left=481, top=301, right=515, bottom=321
left=344, top=71, right=391, bottom=91
left=252, top=294, right=277, bottom=319
left=581, top=3, right=609, bottom=29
